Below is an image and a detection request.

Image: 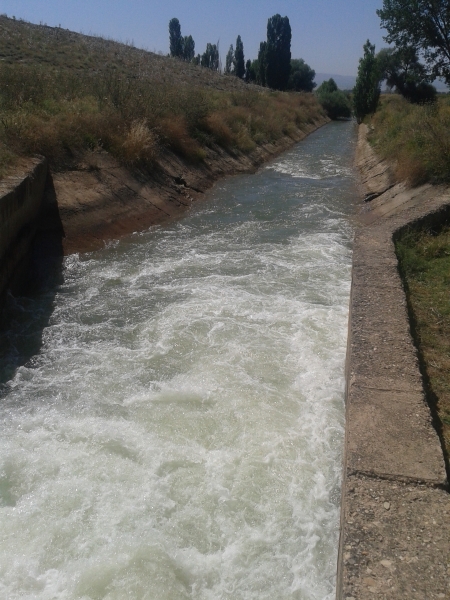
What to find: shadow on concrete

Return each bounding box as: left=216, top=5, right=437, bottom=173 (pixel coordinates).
left=394, top=204, right=450, bottom=487
left=0, top=172, right=65, bottom=386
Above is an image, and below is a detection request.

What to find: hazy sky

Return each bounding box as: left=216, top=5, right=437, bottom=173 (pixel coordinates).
left=1, top=0, right=387, bottom=76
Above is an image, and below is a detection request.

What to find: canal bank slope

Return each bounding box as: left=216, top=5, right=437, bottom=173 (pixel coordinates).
left=337, top=124, right=450, bottom=599
left=51, top=118, right=328, bottom=255
left=0, top=119, right=327, bottom=309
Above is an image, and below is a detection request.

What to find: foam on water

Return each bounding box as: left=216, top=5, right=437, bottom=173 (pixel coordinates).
left=0, top=121, right=357, bottom=599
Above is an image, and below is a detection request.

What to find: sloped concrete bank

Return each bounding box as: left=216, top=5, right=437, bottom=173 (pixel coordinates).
left=0, top=119, right=328, bottom=310
left=337, top=125, right=450, bottom=599
left=51, top=118, right=328, bottom=255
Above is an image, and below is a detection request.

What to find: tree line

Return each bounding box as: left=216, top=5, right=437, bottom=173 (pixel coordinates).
left=353, top=0, right=450, bottom=123
left=168, top=14, right=317, bottom=93
left=167, top=14, right=352, bottom=120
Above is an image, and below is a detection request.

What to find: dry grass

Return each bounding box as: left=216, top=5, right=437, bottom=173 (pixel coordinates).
left=0, top=16, right=325, bottom=177
left=119, top=120, right=158, bottom=166
left=370, top=94, right=450, bottom=185
left=396, top=225, right=450, bottom=460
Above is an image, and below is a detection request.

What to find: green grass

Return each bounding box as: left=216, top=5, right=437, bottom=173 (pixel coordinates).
left=396, top=224, right=450, bottom=460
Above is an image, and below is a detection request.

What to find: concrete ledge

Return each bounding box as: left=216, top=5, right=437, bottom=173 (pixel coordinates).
left=337, top=127, right=450, bottom=599
left=0, top=157, right=49, bottom=305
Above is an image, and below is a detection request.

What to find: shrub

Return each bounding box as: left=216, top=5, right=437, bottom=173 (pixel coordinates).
left=316, top=80, right=352, bottom=120
left=119, top=120, right=158, bottom=165
left=371, top=95, right=450, bottom=185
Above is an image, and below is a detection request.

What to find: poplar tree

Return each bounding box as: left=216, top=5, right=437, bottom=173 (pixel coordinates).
left=353, top=40, right=381, bottom=123
left=169, top=18, right=183, bottom=58
left=244, top=59, right=252, bottom=83
left=183, top=35, right=195, bottom=62
left=265, top=15, right=291, bottom=90
left=201, top=43, right=220, bottom=71
left=234, top=35, right=245, bottom=79
left=257, top=41, right=267, bottom=86
left=225, top=44, right=234, bottom=74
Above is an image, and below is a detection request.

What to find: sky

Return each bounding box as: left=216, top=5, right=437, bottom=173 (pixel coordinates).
left=0, top=0, right=387, bottom=76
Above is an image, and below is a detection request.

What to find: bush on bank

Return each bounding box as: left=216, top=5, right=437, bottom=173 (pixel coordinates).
left=369, top=94, right=450, bottom=185
left=315, top=79, right=352, bottom=120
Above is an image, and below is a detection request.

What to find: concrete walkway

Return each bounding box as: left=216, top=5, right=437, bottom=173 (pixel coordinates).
left=336, top=126, right=450, bottom=599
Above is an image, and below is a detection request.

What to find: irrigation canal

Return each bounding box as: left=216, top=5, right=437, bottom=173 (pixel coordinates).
left=0, top=121, right=357, bottom=599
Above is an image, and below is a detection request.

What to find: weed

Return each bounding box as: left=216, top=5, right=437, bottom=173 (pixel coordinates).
left=396, top=224, right=450, bottom=459
left=371, top=94, right=450, bottom=185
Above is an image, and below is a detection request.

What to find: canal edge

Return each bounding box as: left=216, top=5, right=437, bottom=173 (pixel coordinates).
left=336, top=125, right=450, bottom=600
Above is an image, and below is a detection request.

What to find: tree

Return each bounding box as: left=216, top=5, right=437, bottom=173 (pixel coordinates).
left=225, top=44, right=234, bottom=74
left=244, top=59, right=252, bottom=82
left=183, top=35, right=195, bottom=62
left=353, top=40, right=381, bottom=123
left=246, top=59, right=259, bottom=83
left=234, top=35, right=245, bottom=79
left=319, top=78, right=338, bottom=94
left=201, top=43, right=220, bottom=71
left=316, top=79, right=352, bottom=119
left=377, top=46, right=436, bottom=103
left=265, top=14, right=292, bottom=90
left=377, top=0, right=450, bottom=84
left=169, top=18, right=183, bottom=58
left=257, top=41, right=268, bottom=86
left=288, top=58, right=316, bottom=92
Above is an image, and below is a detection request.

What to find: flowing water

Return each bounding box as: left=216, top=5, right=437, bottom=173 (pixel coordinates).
left=0, top=121, right=357, bottom=599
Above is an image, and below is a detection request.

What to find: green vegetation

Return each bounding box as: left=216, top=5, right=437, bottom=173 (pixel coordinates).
left=370, top=94, right=450, bottom=185
left=0, top=16, right=325, bottom=178
left=378, top=0, right=450, bottom=85
left=224, top=36, right=245, bottom=78
left=377, top=46, right=436, bottom=104
left=250, top=15, right=292, bottom=90
left=265, top=14, right=292, bottom=91
left=352, top=2, right=443, bottom=118
left=396, top=224, right=450, bottom=460
left=353, top=40, right=381, bottom=123
left=358, top=0, right=450, bottom=184
left=316, top=78, right=352, bottom=120
left=234, top=36, right=245, bottom=79
left=169, top=18, right=195, bottom=62
left=288, top=59, right=316, bottom=93
left=200, top=43, right=220, bottom=71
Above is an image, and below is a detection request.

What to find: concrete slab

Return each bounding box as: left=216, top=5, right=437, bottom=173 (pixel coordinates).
left=337, top=125, right=450, bottom=599
left=341, top=476, right=450, bottom=600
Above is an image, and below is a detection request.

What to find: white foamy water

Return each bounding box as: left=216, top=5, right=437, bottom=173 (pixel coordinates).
left=0, top=121, right=357, bottom=599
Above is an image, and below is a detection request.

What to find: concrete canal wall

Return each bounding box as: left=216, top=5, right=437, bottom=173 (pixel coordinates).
left=0, top=158, right=49, bottom=308
left=337, top=125, right=450, bottom=600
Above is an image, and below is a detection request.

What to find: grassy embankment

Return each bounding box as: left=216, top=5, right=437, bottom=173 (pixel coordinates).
left=0, top=16, right=325, bottom=179
left=369, top=94, right=450, bottom=186
left=366, top=94, right=450, bottom=459
left=396, top=227, right=450, bottom=461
